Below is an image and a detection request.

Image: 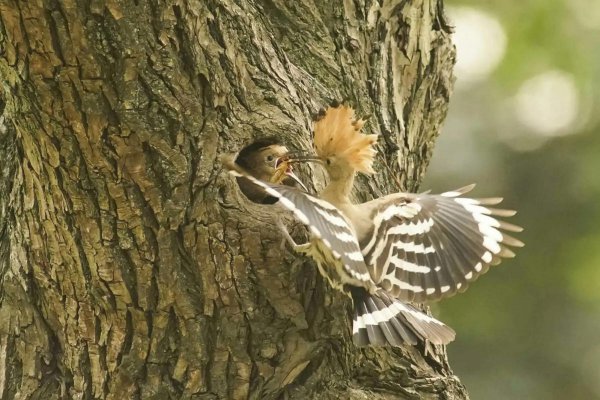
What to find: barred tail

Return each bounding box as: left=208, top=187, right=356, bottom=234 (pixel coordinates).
left=351, top=289, right=456, bottom=346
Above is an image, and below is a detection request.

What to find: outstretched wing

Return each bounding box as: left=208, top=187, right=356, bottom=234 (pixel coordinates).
left=224, top=162, right=373, bottom=286
left=360, top=185, right=524, bottom=303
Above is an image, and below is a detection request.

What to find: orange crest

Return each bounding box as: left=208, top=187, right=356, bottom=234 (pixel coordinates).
left=313, top=105, right=378, bottom=174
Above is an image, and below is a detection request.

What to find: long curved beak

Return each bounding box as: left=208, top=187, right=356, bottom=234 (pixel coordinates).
left=272, top=155, right=309, bottom=192
left=285, top=152, right=322, bottom=164
left=284, top=169, right=308, bottom=192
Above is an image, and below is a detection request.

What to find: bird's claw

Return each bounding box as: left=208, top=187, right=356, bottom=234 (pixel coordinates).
left=276, top=216, right=297, bottom=248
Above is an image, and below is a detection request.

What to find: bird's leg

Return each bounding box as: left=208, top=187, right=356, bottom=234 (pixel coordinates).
left=275, top=216, right=311, bottom=254
left=275, top=216, right=296, bottom=247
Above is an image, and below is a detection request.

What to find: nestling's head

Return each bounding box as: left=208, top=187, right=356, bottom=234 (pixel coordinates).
left=235, top=136, right=289, bottom=180
left=224, top=137, right=307, bottom=204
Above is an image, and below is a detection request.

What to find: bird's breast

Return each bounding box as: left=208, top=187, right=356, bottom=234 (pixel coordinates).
left=305, top=238, right=372, bottom=292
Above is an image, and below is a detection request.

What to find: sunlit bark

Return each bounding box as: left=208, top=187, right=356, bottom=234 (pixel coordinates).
left=0, top=1, right=464, bottom=398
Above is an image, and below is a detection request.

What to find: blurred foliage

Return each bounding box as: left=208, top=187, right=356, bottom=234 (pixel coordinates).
left=422, top=0, right=600, bottom=399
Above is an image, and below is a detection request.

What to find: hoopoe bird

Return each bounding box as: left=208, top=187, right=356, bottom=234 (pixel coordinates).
left=223, top=104, right=523, bottom=347
left=231, top=136, right=306, bottom=204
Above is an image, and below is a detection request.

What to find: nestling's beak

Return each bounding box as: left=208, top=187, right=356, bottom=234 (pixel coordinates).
left=273, top=156, right=309, bottom=192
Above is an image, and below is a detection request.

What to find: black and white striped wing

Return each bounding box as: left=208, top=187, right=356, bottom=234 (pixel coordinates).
left=361, top=185, right=523, bottom=303
left=226, top=168, right=372, bottom=285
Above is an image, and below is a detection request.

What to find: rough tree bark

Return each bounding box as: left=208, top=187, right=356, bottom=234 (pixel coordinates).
left=0, top=0, right=466, bottom=399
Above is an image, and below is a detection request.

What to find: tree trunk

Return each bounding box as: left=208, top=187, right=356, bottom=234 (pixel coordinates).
left=0, top=0, right=465, bottom=399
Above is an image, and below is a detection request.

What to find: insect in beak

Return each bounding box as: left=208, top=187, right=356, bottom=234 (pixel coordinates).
left=273, top=156, right=309, bottom=192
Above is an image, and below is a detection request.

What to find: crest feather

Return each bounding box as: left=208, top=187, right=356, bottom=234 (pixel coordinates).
left=313, top=105, right=378, bottom=174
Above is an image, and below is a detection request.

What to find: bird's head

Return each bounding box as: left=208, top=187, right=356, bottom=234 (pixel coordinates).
left=235, top=137, right=288, bottom=175
left=231, top=136, right=307, bottom=191
left=282, top=104, right=377, bottom=180
left=221, top=137, right=308, bottom=204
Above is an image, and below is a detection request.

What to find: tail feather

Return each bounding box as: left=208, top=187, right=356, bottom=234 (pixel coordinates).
left=363, top=297, right=402, bottom=346
left=367, top=294, right=408, bottom=346
left=359, top=300, right=387, bottom=346
left=351, top=289, right=455, bottom=347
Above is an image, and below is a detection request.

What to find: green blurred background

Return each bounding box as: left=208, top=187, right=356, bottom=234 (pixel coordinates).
left=423, top=0, right=600, bottom=398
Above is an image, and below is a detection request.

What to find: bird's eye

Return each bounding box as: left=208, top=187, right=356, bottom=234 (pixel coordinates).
left=326, top=158, right=332, bottom=165
left=266, top=155, right=274, bottom=162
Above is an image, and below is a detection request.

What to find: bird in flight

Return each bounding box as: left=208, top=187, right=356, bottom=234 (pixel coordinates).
left=223, top=103, right=523, bottom=347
